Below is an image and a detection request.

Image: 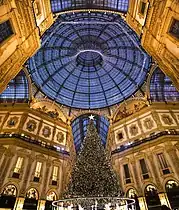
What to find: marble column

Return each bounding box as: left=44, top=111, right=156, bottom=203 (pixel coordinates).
left=147, top=154, right=162, bottom=190
left=130, top=160, right=142, bottom=195
left=38, top=200, right=46, bottom=210
left=158, top=193, right=171, bottom=209
left=13, top=197, right=25, bottom=210
left=20, top=156, right=35, bottom=196
left=138, top=197, right=147, bottom=210
left=166, top=146, right=179, bottom=177
left=41, top=160, right=52, bottom=199
left=0, top=152, right=14, bottom=187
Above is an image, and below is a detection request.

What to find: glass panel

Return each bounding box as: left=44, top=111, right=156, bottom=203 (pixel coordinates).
left=0, top=71, right=29, bottom=103
left=169, top=19, right=179, bottom=39
left=123, top=164, right=130, bottom=179
left=139, top=158, right=148, bottom=174
left=14, top=157, right=23, bottom=173
left=71, top=114, right=109, bottom=151
left=157, top=153, right=168, bottom=169
left=34, top=162, right=42, bottom=177
left=150, top=68, right=179, bottom=102
left=0, top=20, right=14, bottom=44
left=50, top=0, right=129, bottom=13
left=52, top=166, right=58, bottom=181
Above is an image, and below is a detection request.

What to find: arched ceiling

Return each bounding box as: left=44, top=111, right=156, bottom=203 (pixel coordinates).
left=28, top=12, right=151, bottom=109
left=0, top=70, right=29, bottom=103
left=50, top=0, right=129, bottom=13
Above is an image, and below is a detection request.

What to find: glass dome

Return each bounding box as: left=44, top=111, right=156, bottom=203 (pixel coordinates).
left=28, top=12, right=151, bottom=109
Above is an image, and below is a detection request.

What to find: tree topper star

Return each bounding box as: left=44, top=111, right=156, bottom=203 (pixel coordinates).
left=89, top=114, right=95, bottom=120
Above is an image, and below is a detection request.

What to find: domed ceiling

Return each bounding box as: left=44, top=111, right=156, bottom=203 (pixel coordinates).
left=28, top=12, right=151, bottom=109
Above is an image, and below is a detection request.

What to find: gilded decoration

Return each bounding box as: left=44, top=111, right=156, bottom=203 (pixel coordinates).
left=161, top=114, right=173, bottom=125
left=56, top=132, right=64, bottom=143
left=114, top=100, right=147, bottom=122
left=129, top=124, right=138, bottom=136
left=143, top=118, right=154, bottom=129
left=7, top=116, right=19, bottom=128
left=127, top=188, right=138, bottom=198
left=42, top=126, right=51, bottom=137
left=46, top=191, right=57, bottom=201
left=32, top=104, right=64, bottom=121
left=26, top=120, right=37, bottom=132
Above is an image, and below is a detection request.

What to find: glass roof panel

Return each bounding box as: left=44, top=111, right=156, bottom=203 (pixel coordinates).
left=150, top=68, right=179, bottom=102
left=0, top=71, right=29, bottom=103
left=50, top=0, right=129, bottom=13
left=28, top=12, right=151, bottom=109
left=71, top=114, right=109, bottom=152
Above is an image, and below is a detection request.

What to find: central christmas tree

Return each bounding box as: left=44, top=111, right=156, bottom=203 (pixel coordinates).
left=65, top=119, right=121, bottom=198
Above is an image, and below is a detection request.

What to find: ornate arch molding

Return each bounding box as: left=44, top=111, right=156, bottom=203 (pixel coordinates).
left=30, top=98, right=68, bottom=123
left=1, top=182, right=19, bottom=197
left=163, top=177, right=179, bottom=190
left=112, top=98, right=148, bottom=123
left=142, top=182, right=163, bottom=194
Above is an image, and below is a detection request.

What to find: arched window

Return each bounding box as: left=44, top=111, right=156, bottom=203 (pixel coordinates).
left=127, top=188, right=137, bottom=198
left=46, top=191, right=57, bottom=201
left=71, top=114, right=109, bottom=152
left=0, top=70, right=29, bottom=103
left=145, top=185, right=161, bottom=209
left=26, top=188, right=38, bottom=200
left=150, top=68, right=179, bottom=102
left=2, top=184, right=17, bottom=197
left=166, top=180, right=179, bottom=209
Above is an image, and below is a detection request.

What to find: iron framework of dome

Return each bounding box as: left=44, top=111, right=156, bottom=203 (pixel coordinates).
left=28, top=12, right=151, bottom=109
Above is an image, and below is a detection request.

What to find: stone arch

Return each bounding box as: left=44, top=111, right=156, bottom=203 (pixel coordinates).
left=46, top=190, right=58, bottom=201
left=1, top=183, right=18, bottom=197
left=25, top=187, right=39, bottom=200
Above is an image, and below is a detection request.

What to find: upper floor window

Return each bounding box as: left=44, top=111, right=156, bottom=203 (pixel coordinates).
left=123, top=164, right=131, bottom=184
left=169, top=19, right=179, bottom=39
left=0, top=20, right=14, bottom=45
left=139, top=158, right=149, bottom=179
left=12, top=157, right=23, bottom=178
left=52, top=166, right=58, bottom=185
left=34, top=161, right=42, bottom=182
left=157, top=153, right=170, bottom=175
left=139, top=1, right=146, bottom=16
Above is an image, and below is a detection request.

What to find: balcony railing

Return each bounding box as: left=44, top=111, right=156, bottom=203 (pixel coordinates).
left=0, top=134, right=70, bottom=156
left=111, top=130, right=179, bottom=155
